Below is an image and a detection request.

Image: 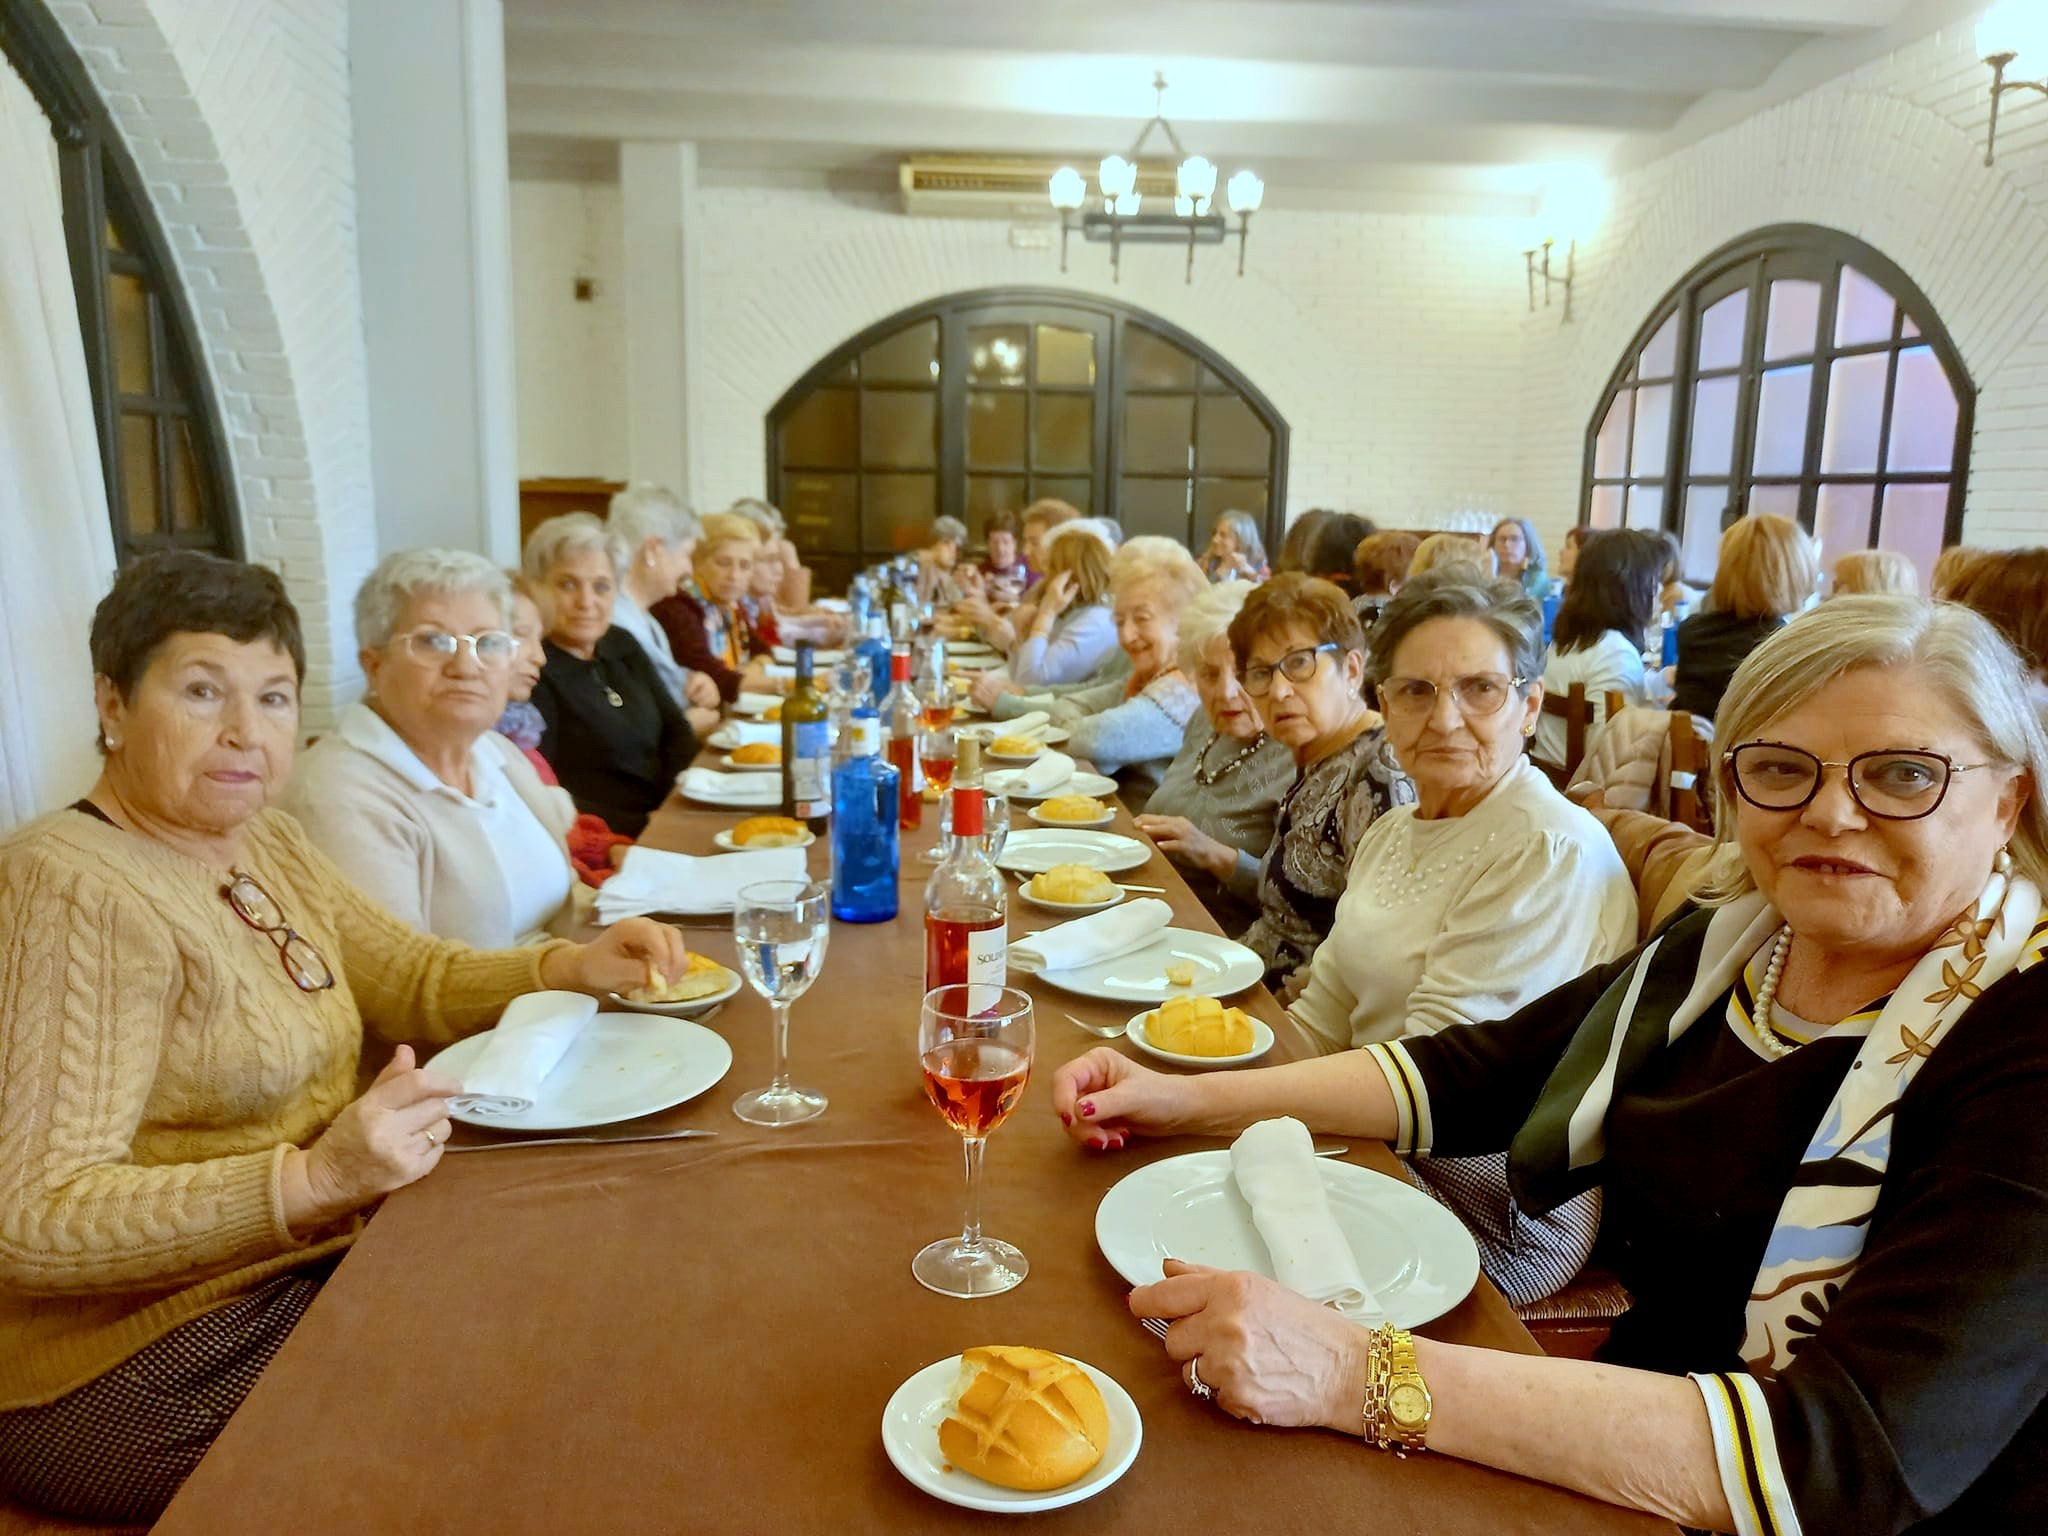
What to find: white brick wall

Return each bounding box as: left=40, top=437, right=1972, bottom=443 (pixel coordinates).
left=48, top=0, right=375, bottom=728
left=511, top=178, right=626, bottom=479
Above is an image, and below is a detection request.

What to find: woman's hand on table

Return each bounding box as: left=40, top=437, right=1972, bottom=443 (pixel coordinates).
left=1130, top=1259, right=1371, bottom=1431
left=969, top=672, right=1018, bottom=710
left=542, top=918, right=691, bottom=996
left=1133, top=814, right=1237, bottom=883
left=286, top=1045, right=458, bottom=1233
left=1050, top=1048, right=1203, bottom=1149
left=685, top=671, right=722, bottom=710
left=686, top=705, right=722, bottom=736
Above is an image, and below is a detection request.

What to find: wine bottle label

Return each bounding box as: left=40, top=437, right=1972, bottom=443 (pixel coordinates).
left=967, top=920, right=1007, bottom=990
left=792, top=721, right=831, bottom=811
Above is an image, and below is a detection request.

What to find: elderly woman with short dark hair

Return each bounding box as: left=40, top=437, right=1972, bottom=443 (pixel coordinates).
left=1053, top=594, right=2048, bottom=1533
left=0, top=552, right=688, bottom=1525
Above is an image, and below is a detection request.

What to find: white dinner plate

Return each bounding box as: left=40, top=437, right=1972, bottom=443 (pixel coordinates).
left=676, top=771, right=782, bottom=809
left=732, top=692, right=783, bottom=717
left=708, top=722, right=778, bottom=751
left=1027, top=806, right=1117, bottom=829
left=1036, top=930, right=1263, bottom=1004
left=1016, top=881, right=1125, bottom=916
left=1094, top=1153, right=1481, bottom=1329
left=428, top=1013, right=733, bottom=1132
left=945, top=640, right=995, bottom=656
left=881, top=1354, right=1141, bottom=1514
left=959, top=723, right=1072, bottom=749
left=946, top=655, right=1006, bottom=673
left=771, top=645, right=845, bottom=665
left=722, top=752, right=781, bottom=773
left=713, top=827, right=815, bottom=851
left=988, top=769, right=1119, bottom=803
left=996, top=829, right=1150, bottom=876
left=605, top=965, right=743, bottom=1019
left=986, top=746, right=1045, bottom=764
left=1124, top=1009, right=1276, bottom=1069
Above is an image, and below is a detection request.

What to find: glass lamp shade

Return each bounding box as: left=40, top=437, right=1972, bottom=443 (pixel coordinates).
left=1176, top=155, right=1217, bottom=201
left=1978, top=0, right=2048, bottom=62
left=1226, top=169, right=1264, bottom=214
left=1048, top=166, right=1087, bottom=211
left=1112, top=189, right=1141, bottom=216
left=1174, top=193, right=1192, bottom=216
left=1098, top=155, right=1137, bottom=199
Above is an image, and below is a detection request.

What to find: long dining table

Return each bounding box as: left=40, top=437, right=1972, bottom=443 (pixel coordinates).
left=155, top=745, right=1676, bottom=1536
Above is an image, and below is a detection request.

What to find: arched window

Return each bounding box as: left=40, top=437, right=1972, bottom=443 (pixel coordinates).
left=1583, top=225, right=1970, bottom=590
left=1, top=5, right=239, bottom=563
left=768, top=288, right=1287, bottom=593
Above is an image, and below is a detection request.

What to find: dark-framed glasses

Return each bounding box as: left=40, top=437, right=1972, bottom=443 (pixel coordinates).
left=1243, top=643, right=1339, bottom=696
left=1723, top=743, right=1994, bottom=821
left=1379, top=672, right=1527, bottom=720
left=223, top=870, right=336, bottom=991
left=393, top=628, right=517, bottom=668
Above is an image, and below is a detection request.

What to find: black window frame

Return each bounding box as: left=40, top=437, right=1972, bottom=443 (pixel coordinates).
left=0, top=2, right=241, bottom=563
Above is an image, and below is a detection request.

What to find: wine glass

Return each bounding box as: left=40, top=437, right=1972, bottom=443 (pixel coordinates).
left=731, top=879, right=830, bottom=1126
left=937, top=789, right=1009, bottom=860
left=914, top=984, right=1035, bottom=1298
left=919, top=728, right=957, bottom=802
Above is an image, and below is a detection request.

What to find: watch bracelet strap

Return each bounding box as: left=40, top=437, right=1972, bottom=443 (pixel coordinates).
left=1360, top=1322, right=1427, bottom=1452
left=1387, top=1327, right=1429, bottom=1451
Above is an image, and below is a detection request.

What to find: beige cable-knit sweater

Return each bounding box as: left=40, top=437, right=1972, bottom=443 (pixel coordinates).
left=0, top=805, right=568, bottom=1408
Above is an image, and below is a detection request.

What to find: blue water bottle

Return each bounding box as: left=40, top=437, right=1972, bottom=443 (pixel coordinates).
left=830, top=712, right=899, bottom=922
left=855, top=616, right=893, bottom=710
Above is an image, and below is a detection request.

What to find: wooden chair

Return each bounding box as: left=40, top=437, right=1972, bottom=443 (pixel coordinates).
left=1536, top=682, right=1595, bottom=787
left=1517, top=1269, right=1637, bottom=1360
left=1666, top=711, right=1714, bottom=835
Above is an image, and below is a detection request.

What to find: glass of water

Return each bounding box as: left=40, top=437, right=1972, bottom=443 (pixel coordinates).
left=732, top=879, right=831, bottom=1126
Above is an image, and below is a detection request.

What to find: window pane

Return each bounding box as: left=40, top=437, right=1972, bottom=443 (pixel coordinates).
left=1834, top=266, right=1896, bottom=348
left=1764, top=279, right=1822, bottom=360
left=120, top=413, right=159, bottom=537
left=966, top=476, right=1027, bottom=534
left=1814, top=483, right=1875, bottom=579
left=1625, top=483, right=1664, bottom=530
left=1877, top=483, right=1948, bottom=590
left=860, top=391, right=935, bottom=469
left=1747, top=483, right=1801, bottom=519
left=1031, top=476, right=1092, bottom=513
left=861, top=320, right=939, bottom=384
left=1886, top=346, right=1958, bottom=472
left=1196, top=478, right=1269, bottom=528
left=104, top=215, right=126, bottom=253
left=967, top=326, right=1027, bottom=387
left=1119, top=477, right=1191, bottom=540
left=1630, top=383, right=1672, bottom=477
left=1638, top=312, right=1679, bottom=380
left=863, top=473, right=935, bottom=552
left=1594, top=391, right=1631, bottom=479
left=168, top=420, right=203, bottom=532
left=1036, top=325, right=1096, bottom=387
left=1820, top=351, right=1888, bottom=474
left=1697, top=289, right=1748, bottom=372
left=1751, top=365, right=1813, bottom=476
left=965, top=391, right=1025, bottom=470
left=109, top=271, right=153, bottom=396
left=1681, top=486, right=1728, bottom=586
left=779, top=388, right=857, bottom=469
left=1197, top=394, right=1271, bottom=475
left=1123, top=395, right=1194, bottom=474
left=783, top=472, right=859, bottom=550
left=1032, top=394, right=1093, bottom=473
left=1122, top=325, right=1199, bottom=389
left=1901, top=315, right=1921, bottom=339
left=1689, top=376, right=1740, bottom=477
left=1588, top=485, right=1624, bottom=529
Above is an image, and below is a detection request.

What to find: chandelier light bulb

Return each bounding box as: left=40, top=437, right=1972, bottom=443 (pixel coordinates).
left=1113, top=189, right=1142, bottom=216
left=1098, top=154, right=1137, bottom=200
left=1176, top=155, right=1217, bottom=201
left=1174, top=192, right=1193, bottom=216
left=1980, top=0, right=2048, bottom=64
left=1226, top=169, right=1265, bottom=214
left=1048, top=166, right=1086, bottom=211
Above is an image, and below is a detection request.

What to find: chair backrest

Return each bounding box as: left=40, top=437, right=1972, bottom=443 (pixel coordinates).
left=1667, top=710, right=1714, bottom=834
left=1537, top=682, right=1594, bottom=787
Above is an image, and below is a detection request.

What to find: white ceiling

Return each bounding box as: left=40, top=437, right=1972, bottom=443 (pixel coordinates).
left=503, top=0, right=1925, bottom=211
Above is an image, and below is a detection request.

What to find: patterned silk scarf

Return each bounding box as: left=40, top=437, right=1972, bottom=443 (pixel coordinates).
left=684, top=580, right=744, bottom=670
left=1512, top=866, right=2042, bottom=1377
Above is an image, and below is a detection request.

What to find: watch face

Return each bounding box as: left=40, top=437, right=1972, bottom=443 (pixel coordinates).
left=1390, top=1383, right=1429, bottom=1423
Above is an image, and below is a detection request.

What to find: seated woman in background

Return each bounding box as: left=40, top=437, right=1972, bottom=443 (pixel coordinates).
left=0, top=552, right=685, bottom=1526
left=1000, top=521, right=1118, bottom=687
left=527, top=513, right=698, bottom=838
left=1672, top=512, right=1818, bottom=722
left=1408, top=531, right=1493, bottom=582
left=1932, top=542, right=1991, bottom=599
left=1231, top=574, right=1414, bottom=998
left=977, top=509, right=1030, bottom=603
left=1273, top=507, right=1334, bottom=574
left=1134, top=580, right=1295, bottom=933
left=286, top=550, right=579, bottom=948
left=1945, top=546, right=2048, bottom=721
left=1489, top=516, right=1548, bottom=597
left=1554, top=522, right=1591, bottom=589
left=1831, top=547, right=1919, bottom=597
left=652, top=512, right=770, bottom=703
left=988, top=541, right=1207, bottom=812
left=1532, top=527, right=1664, bottom=771
left=728, top=497, right=810, bottom=612
left=1295, top=511, right=1375, bottom=597
left=1351, top=529, right=1420, bottom=625
left=1054, top=595, right=2048, bottom=1535
left=916, top=515, right=971, bottom=608
left=605, top=483, right=722, bottom=735
left=1199, top=509, right=1270, bottom=583
left=955, top=498, right=1082, bottom=650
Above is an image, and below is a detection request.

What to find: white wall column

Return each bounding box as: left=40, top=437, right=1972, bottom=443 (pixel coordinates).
left=619, top=140, right=701, bottom=505
left=349, top=0, right=520, bottom=563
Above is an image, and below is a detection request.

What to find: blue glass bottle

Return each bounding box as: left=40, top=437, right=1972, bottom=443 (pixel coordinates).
left=854, top=616, right=893, bottom=710
left=830, top=713, right=899, bottom=923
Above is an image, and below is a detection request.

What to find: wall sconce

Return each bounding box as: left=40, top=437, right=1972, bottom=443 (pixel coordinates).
left=1980, top=1, right=2048, bottom=167
left=1524, top=239, right=1574, bottom=320
left=1521, top=170, right=1604, bottom=323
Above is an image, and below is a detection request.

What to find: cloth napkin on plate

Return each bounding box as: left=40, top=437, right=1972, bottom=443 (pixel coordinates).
left=711, top=719, right=779, bottom=749
left=734, top=691, right=782, bottom=715
left=986, top=710, right=1052, bottom=739
left=1230, top=1117, right=1384, bottom=1323
left=595, top=845, right=808, bottom=921
left=1009, top=898, right=1172, bottom=974
left=678, top=766, right=782, bottom=807
left=448, top=991, right=598, bottom=1116
left=986, top=749, right=1075, bottom=798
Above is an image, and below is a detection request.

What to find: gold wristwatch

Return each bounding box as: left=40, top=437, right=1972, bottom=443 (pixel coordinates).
left=1384, top=1327, right=1432, bottom=1450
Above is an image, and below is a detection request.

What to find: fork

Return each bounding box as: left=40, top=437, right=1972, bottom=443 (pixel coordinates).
left=1064, top=1010, right=1127, bottom=1039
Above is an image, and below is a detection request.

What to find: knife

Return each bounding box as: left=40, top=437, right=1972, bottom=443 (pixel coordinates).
left=445, top=1129, right=720, bottom=1152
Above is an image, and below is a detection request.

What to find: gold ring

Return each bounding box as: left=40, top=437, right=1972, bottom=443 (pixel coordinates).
left=422, top=1127, right=441, bottom=1147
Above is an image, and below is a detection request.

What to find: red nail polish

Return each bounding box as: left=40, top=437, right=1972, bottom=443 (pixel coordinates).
left=1079, top=1101, right=1096, bottom=1118
left=1059, top=1112, right=1071, bottom=1126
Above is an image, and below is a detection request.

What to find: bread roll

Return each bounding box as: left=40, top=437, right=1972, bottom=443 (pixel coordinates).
left=731, top=742, right=782, bottom=766
left=731, top=815, right=808, bottom=847
left=1037, top=794, right=1109, bottom=823
left=626, top=952, right=734, bottom=1004
left=940, top=1346, right=1108, bottom=1492
left=1148, top=995, right=1255, bottom=1057
left=1029, top=863, right=1117, bottom=904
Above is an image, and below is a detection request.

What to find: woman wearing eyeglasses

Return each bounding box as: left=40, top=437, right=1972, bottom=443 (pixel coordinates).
left=1226, top=574, right=1415, bottom=998
left=0, top=552, right=688, bottom=1525
left=285, top=550, right=582, bottom=949
left=1054, top=595, right=2048, bottom=1535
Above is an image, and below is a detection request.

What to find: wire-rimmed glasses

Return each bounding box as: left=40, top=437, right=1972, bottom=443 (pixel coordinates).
left=1378, top=672, right=1528, bottom=721
left=222, top=870, right=335, bottom=991
left=391, top=628, right=518, bottom=668
left=1723, top=743, right=1993, bottom=821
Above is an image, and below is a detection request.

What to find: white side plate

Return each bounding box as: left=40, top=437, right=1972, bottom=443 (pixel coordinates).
left=1124, top=1009, right=1275, bottom=1069
left=1034, top=930, right=1263, bottom=1004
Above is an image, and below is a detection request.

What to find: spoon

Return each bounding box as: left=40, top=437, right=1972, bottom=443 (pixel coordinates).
left=1064, top=1011, right=1128, bottom=1039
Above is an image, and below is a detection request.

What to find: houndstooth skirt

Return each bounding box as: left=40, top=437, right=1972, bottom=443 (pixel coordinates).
left=0, top=1262, right=333, bottom=1525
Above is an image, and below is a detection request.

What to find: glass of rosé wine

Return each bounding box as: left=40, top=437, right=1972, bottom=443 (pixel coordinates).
left=913, top=983, right=1035, bottom=1298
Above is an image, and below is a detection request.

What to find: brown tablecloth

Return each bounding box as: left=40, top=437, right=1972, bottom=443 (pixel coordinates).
left=156, top=766, right=1672, bottom=1536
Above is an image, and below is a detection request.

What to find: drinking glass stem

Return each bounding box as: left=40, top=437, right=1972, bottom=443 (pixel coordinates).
left=769, top=1001, right=792, bottom=1092
left=960, top=1135, right=987, bottom=1249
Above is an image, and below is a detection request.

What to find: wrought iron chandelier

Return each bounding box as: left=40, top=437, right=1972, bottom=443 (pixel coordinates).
left=1047, top=73, right=1264, bottom=284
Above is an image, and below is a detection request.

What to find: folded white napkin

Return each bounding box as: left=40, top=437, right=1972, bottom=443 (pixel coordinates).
left=678, top=766, right=782, bottom=807
left=986, top=749, right=1075, bottom=797
left=1009, top=898, right=1172, bottom=974
left=734, top=691, right=782, bottom=715
left=595, top=845, right=808, bottom=920
left=710, top=719, right=779, bottom=749
left=1230, top=1117, right=1383, bottom=1323
left=448, top=991, right=598, bottom=1116
left=770, top=646, right=845, bottom=665
left=991, top=709, right=1052, bottom=738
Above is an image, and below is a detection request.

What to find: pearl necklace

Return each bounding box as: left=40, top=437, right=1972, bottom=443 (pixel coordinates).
left=1194, top=731, right=1267, bottom=786
left=1750, top=927, right=1798, bottom=1059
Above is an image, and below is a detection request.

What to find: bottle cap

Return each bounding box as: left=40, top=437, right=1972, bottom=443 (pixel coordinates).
left=951, top=785, right=985, bottom=837
left=956, top=736, right=983, bottom=785
left=890, top=649, right=912, bottom=681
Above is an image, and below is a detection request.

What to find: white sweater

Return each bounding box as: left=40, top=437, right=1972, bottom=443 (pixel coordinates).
left=1533, top=629, right=1647, bottom=769
left=1287, top=760, right=1638, bottom=1053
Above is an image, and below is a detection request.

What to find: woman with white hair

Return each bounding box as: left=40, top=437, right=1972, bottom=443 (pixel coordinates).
left=1200, top=509, right=1270, bottom=584
left=526, top=513, right=698, bottom=838
left=285, top=549, right=580, bottom=948
left=605, top=483, right=721, bottom=732
left=918, top=514, right=971, bottom=607
left=729, top=496, right=812, bottom=611
left=1133, top=580, right=1295, bottom=930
